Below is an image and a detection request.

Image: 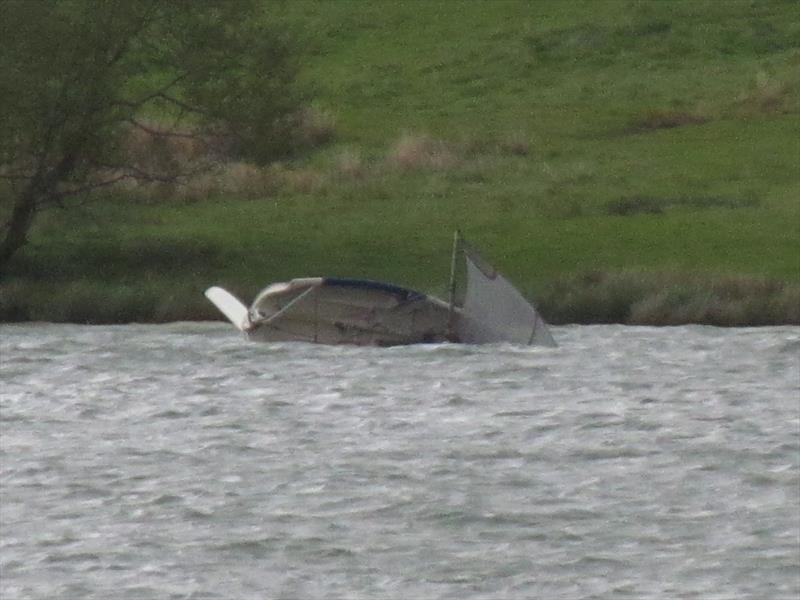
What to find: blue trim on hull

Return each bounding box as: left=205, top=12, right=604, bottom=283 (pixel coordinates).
left=322, top=278, right=427, bottom=303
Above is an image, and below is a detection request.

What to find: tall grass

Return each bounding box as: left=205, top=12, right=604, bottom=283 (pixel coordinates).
left=538, top=272, right=800, bottom=326
left=0, top=279, right=218, bottom=324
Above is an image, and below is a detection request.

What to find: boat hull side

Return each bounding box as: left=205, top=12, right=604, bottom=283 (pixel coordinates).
left=246, top=279, right=452, bottom=346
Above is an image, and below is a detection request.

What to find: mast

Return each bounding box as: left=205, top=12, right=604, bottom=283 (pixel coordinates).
left=447, top=230, right=460, bottom=340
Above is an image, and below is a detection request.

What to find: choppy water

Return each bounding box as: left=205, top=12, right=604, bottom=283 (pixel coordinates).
left=1, top=323, right=798, bottom=599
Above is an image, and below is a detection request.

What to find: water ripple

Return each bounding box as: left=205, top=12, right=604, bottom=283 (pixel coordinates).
left=0, top=323, right=798, bottom=599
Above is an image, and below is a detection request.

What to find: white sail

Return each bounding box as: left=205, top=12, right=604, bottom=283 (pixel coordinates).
left=453, top=240, right=556, bottom=347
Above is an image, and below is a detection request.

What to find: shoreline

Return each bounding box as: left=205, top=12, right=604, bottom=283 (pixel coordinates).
left=3, top=271, right=798, bottom=327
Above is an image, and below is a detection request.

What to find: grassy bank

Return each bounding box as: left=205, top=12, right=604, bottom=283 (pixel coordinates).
left=2, top=0, right=799, bottom=325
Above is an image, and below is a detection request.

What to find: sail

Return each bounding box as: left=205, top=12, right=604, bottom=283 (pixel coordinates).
left=453, top=240, right=556, bottom=347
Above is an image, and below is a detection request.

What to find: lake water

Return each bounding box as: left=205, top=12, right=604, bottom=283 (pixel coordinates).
left=1, top=323, right=798, bottom=599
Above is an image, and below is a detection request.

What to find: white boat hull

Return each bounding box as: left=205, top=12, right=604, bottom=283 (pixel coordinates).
left=208, top=278, right=453, bottom=346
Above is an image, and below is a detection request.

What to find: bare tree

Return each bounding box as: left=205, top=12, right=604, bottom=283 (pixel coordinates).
left=0, top=0, right=302, bottom=270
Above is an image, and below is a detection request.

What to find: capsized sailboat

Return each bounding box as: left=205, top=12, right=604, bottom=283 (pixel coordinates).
left=205, top=233, right=556, bottom=347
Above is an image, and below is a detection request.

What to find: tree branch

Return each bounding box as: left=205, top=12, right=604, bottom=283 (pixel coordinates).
left=126, top=118, right=204, bottom=140
left=153, top=92, right=208, bottom=116
left=48, top=173, right=131, bottom=203
left=115, top=72, right=190, bottom=112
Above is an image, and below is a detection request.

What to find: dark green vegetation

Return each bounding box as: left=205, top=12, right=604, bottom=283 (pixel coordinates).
left=2, top=0, right=799, bottom=325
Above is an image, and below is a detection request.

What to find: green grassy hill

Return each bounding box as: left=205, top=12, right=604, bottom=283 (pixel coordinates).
left=3, top=0, right=799, bottom=324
